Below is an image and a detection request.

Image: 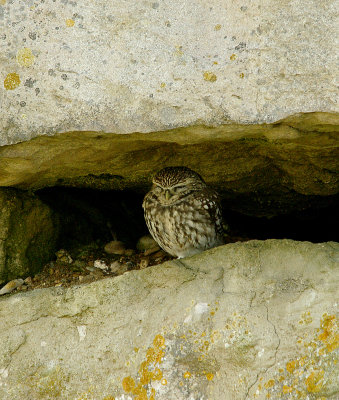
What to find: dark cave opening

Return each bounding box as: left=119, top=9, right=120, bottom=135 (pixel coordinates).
left=36, top=186, right=338, bottom=254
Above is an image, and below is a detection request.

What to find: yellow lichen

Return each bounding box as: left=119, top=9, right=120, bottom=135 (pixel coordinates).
left=203, top=71, right=217, bottom=82
left=286, top=360, right=297, bottom=373
left=239, top=72, right=244, bottom=79
left=122, top=376, right=136, bottom=393
left=205, top=372, right=214, bottom=381
left=66, top=18, right=75, bottom=27
left=305, top=370, right=324, bottom=393
left=16, top=48, right=35, bottom=67
left=183, top=371, right=191, bottom=379
left=258, top=315, right=338, bottom=398
left=282, top=385, right=292, bottom=393
left=230, top=54, right=237, bottom=61
left=318, top=314, right=338, bottom=353
left=214, top=24, right=221, bottom=31
left=0, top=0, right=7, bottom=5
left=161, top=378, right=167, bottom=385
left=160, top=82, right=166, bottom=88
left=4, top=72, right=20, bottom=90
left=264, top=379, right=275, bottom=389
left=122, top=334, right=166, bottom=399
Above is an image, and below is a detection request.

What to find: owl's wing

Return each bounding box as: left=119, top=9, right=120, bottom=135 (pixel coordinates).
left=195, top=188, right=224, bottom=238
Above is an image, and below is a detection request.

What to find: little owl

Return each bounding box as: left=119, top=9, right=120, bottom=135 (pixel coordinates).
left=143, top=166, right=224, bottom=258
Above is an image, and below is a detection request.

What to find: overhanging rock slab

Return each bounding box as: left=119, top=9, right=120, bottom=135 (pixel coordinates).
left=1, top=0, right=338, bottom=145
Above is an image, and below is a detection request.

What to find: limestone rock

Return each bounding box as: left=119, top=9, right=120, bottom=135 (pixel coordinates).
left=0, top=240, right=338, bottom=399
left=0, top=114, right=338, bottom=217
left=0, top=188, right=59, bottom=284
left=1, top=0, right=337, bottom=146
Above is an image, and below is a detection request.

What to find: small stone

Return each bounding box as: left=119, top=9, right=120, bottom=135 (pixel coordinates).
left=136, top=235, right=159, bottom=252
left=144, top=246, right=161, bottom=256
left=78, top=275, right=93, bottom=284
left=24, top=276, right=32, bottom=285
left=152, top=250, right=167, bottom=258
left=55, top=249, right=73, bottom=264
left=110, top=261, right=128, bottom=275
left=139, top=258, right=149, bottom=269
left=104, top=241, right=126, bottom=255
left=72, top=260, right=87, bottom=270
left=90, top=269, right=104, bottom=278
left=0, top=279, right=24, bottom=295
left=94, top=260, right=108, bottom=270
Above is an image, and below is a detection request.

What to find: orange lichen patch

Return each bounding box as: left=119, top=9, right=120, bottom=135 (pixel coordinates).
left=286, top=360, right=297, bottom=373
left=149, top=388, right=156, bottom=400
left=230, top=54, right=236, bottom=61
left=299, top=311, right=313, bottom=324
left=122, top=376, right=136, bottom=393
left=66, top=19, right=75, bottom=27
left=305, top=370, right=324, bottom=393
left=122, top=334, right=166, bottom=399
left=214, top=24, right=221, bottom=30
left=152, top=368, right=163, bottom=381
left=16, top=47, right=35, bottom=67
left=282, top=385, right=292, bottom=394
left=183, top=371, right=191, bottom=379
left=264, top=379, right=275, bottom=389
left=258, top=314, right=338, bottom=398
left=161, top=379, right=167, bottom=385
left=318, top=314, right=338, bottom=353
left=4, top=72, right=20, bottom=90
left=205, top=372, right=214, bottom=381
left=203, top=71, right=217, bottom=82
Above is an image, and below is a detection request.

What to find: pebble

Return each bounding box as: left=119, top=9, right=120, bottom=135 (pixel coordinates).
left=55, top=249, right=73, bottom=264
left=110, top=261, right=128, bottom=275
left=0, top=279, right=24, bottom=295
left=78, top=275, right=93, bottom=284
left=136, top=235, right=159, bottom=252
left=24, top=276, right=32, bottom=285
left=104, top=241, right=126, bottom=255
left=90, top=269, right=104, bottom=278
left=94, top=260, right=108, bottom=270
left=144, top=246, right=161, bottom=256
left=139, top=258, right=149, bottom=269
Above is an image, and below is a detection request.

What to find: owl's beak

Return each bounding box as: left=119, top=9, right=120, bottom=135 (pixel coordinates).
left=165, top=189, right=171, bottom=200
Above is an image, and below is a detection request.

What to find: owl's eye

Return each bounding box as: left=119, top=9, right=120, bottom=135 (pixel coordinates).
left=173, top=185, right=186, bottom=191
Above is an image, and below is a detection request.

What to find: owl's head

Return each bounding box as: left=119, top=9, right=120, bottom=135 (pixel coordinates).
left=151, top=166, right=206, bottom=205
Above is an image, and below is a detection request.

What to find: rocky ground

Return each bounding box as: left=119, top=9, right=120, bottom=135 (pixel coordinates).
left=0, top=234, right=249, bottom=296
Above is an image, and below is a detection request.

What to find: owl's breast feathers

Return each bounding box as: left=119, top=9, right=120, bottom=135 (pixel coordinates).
left=143, top=186, right=224, bottom=258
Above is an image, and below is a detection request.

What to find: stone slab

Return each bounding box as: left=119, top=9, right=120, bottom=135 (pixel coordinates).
left=0, top=240, right=338, bottom=399
left=1, top=0, right=338, bottom=145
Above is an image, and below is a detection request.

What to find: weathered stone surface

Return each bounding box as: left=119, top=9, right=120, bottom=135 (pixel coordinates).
left=0, top=112, right=338, bottom=216
left=1, top=0, right=338, bottom=146
left=0, top=240, right=338, bottom=399
left=0, top=188, right=59, bottom=284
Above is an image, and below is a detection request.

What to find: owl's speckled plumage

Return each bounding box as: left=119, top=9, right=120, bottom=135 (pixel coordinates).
left=142, top=166, right=224, bottom=258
